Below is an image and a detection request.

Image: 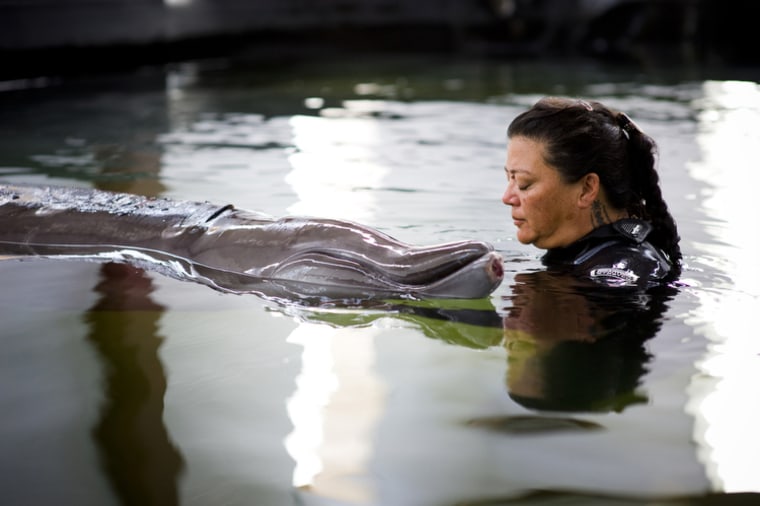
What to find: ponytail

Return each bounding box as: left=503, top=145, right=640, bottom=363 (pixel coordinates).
left=616, top=113, right=682, bottom=271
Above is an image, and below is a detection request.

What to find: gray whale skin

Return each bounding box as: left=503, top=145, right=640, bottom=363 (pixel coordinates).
left=0, top=184, right=503, bottom=301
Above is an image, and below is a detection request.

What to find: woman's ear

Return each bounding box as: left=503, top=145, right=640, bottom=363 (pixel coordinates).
left=577, top=173, right=600, bottom=209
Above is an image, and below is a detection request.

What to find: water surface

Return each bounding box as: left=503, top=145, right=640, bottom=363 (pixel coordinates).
left=1, top=55, right=759, bottom=505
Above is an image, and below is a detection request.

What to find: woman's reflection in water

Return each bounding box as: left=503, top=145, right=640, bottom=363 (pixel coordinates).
left=84, top=262, right=184, bottom=505
left=504, top=271, right=675, bottom=413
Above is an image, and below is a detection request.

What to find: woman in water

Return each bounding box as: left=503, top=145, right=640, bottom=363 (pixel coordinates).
left=503, top=97, right=681, bottom=288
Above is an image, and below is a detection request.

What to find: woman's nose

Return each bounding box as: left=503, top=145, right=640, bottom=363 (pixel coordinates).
left=502, top=183, right=517, bottom=206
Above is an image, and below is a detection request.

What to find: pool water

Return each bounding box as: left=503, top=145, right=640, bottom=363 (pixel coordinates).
left=1, top=55, right=760, bottom=505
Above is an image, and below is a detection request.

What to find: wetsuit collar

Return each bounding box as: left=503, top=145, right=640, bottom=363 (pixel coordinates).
left=541, top=218, right=653, bottom=266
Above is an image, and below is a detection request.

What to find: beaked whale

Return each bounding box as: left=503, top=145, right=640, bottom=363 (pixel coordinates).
left=0, top=184, right=503, bottom=301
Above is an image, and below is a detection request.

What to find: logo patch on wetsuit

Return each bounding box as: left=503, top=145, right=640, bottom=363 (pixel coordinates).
left=590, top=267, right=640, bottom=285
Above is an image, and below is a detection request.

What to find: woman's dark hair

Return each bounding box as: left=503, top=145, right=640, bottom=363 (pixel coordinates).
left=507, top=96, right=681, bottom=271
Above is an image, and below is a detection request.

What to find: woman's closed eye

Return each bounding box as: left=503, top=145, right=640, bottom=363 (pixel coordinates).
left=517, top=181, right=532, bottom=191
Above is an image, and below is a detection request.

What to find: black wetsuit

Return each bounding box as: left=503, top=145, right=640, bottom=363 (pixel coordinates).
left=541, top=219, right=673, bottom=288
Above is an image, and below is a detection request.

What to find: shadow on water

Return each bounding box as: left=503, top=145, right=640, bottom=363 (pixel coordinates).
left=84, top=262, right=184, bottom=505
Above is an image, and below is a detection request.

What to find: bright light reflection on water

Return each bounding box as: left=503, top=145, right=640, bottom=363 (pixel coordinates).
left=284, top=111, right=386, bottom=500
left=287, top=111, right=388, bottom=221
left=686, top=80, right=760, bottom=492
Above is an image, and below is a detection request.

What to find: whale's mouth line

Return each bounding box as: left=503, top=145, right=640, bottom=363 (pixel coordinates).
left=272, top=246, right=495, bottom=286
left=266, top=248, right=504, bottom=299
left=413, top=251, right=504, bottom=291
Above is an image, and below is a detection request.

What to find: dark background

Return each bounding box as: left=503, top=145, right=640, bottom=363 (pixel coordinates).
left=0, top=0, right=756, bottom=80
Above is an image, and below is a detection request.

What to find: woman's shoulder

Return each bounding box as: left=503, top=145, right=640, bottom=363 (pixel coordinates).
left=542, top=219, right=673, bottom=288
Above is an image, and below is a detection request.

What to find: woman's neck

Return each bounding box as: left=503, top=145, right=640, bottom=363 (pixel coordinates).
left=590, top=199, right=628, bottom=229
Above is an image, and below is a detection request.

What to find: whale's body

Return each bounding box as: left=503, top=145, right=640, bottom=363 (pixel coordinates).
left=0, top=184, right=503, bottom=301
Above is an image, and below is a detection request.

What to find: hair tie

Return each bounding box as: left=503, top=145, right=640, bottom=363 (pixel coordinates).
left=617, top=112, right=640, bottom=140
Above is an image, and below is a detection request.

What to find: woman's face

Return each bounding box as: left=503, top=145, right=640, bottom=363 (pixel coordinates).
left=502, top=136, right=587, bottom=249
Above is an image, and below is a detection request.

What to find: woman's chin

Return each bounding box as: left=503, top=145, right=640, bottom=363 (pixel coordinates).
left=516, top=231, right=536, bottom=246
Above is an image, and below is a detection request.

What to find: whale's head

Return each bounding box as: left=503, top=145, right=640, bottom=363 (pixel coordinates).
left=412, top=249, right=504, bottom=298
left=250, top=240, right=505, bottom=300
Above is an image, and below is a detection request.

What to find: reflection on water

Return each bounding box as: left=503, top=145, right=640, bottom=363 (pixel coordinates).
left=466, top=414, right=603, bottom=435
left=85, top=148, right=180, bottom=503
left=283, top=109, right=387, bottom=504
left=686, top=80, right=760, bottom=493
left=285, top=324, right=385, bottom=504
left=287, top=112, right=389, bottom=221
left=85, top=263, right=184, bottom=505
left=294, top=269, right=673, bottom=450
left=298, top=298, right=503, bottom=349
left=503, top=271, right=674, bottom=413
